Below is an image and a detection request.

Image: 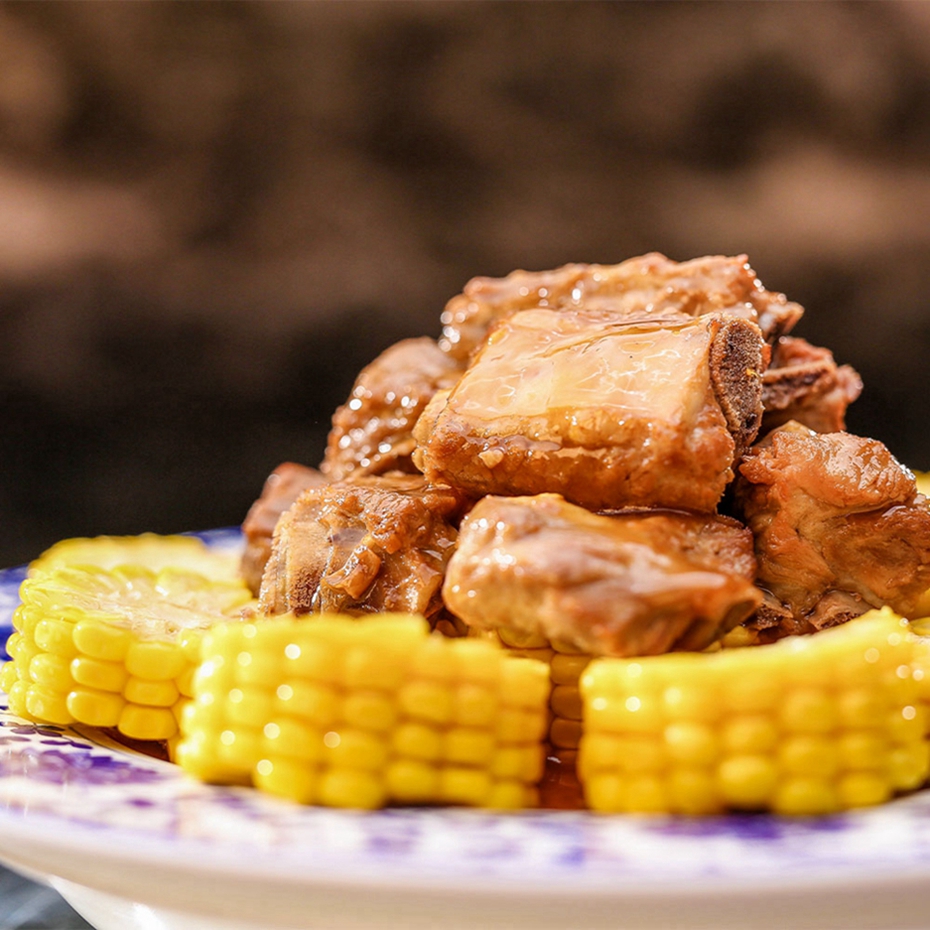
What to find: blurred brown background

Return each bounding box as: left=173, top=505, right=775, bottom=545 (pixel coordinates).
left=1, top=0, right=929, bottom=567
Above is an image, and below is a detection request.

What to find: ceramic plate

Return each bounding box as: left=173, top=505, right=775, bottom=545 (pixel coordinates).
left=2, top=531, right=930, bottom=930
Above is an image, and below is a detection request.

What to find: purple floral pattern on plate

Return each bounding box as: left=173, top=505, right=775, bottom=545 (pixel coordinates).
left=3, top=530, right=930, bottom=892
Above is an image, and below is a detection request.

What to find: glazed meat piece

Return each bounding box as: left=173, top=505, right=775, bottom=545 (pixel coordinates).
left=321, top=337, right=462, bottom=481
left=415, top=307, right=766, bottom=513
left=439, top=252, right=802, bottom=362
left=734, top=421, right=930, bottom=634
left=443, top=494, right=762, bottom=657
left=258, top=475, right=463, bottom=621
left=761, top=337, right=862, bottom=434
left=240, top=462, right=328, bottom=594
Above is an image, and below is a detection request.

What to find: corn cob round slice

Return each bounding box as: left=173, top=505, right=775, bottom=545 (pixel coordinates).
left=489, top=626, right=593, bottom=808
left=176, top=613, right=551, bottom=810
left=2, top=565, right=253, bottom=744
left=28, top=533, right=240, bottom=583
left=579, top=607, right=930, bottom=816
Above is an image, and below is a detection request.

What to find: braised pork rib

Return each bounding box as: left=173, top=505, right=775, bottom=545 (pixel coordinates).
left=439, top=252, right=802, bottom=362
left=761, top=337, right=863, bottom=434
left=321, top=337, right=462, bottom=480
left=735, top=421, right=930, bottom=637
left=443, top=494, right=762, bottom=657
left=416, top=308, right=765, bottom=512
left=258, top=474, right=463, bottom=621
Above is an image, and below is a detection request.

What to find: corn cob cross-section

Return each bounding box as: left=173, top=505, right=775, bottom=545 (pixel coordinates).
left=27, top=532, right=241, bottom=582
left=579, top=608, right=930, bottom=816
left=1, top=565, right=253, bottom=743
left=176, top=613, right=550, bottom=809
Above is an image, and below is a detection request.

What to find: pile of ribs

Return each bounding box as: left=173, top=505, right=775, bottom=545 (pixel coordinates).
left=242, top=252, right=930, bottom=656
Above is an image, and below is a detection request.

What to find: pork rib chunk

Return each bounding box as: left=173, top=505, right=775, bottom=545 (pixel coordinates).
left=415, top=308, right=765, bottom=513
left=443, top=494, right=762, bottom=657
left=761, top=337, right=862, bottom=434
left=734, top=421, right=930, bottom=636
left=258, top=475, right=463, bottom=621
left=240, top=462, right=328, bottom=595
left=321, top=337, right=462, bottom=480
left=439, top=252, right=801, bottom=362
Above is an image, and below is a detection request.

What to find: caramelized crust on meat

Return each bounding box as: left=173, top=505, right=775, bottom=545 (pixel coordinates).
left=734, top=421, right=930, bottom=634
left=443, top=494, right=762, bottom=657
left=439, top=252, right=801, bottom=362
left=240, top=462, right=328, bottom=594
left=415, top=308, right=765, bottom=513
left=321, top=337, right=462, bottom=480
left=761, top=337, right=863, bottom=434
left=258, top=475, right=464, bottom=621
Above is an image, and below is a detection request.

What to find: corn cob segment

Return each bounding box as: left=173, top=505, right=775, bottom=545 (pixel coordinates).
left=28, top=533, right=241, bottom=583
left=492, top=627, right=592, bottom=808
left=176, top=613, right=550, bottom=809
left=1, top=565, right=253, bottom=743
left=579, top=608, right=930, bottom=816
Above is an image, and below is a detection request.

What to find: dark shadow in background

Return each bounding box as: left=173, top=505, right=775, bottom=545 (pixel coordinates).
left=0, top=1, right=929, bottom=566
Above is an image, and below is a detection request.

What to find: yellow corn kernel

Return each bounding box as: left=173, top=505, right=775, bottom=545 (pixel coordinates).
left=667, top=768, right=723, bottom=816
left=254, top=757, right=318, bottom=804
left=126, top=641, right=185, bottom=682
left=497, top=627, right=550, bottom=650
left=551, top=653, right=591, bottom=686
left=664, top=722, right=719, bottom=767
left=441, top=767, right=492, bottom=806
left=486, top=780, right=533, bottom=810
left=342, top=691, right=397, bottom=732
left=261, top=718, right=322, bottom=762
left=385, top=760, right=440, bottom=803
left=318, top=769, right=386, bottom=810
left=6, top=680, right=33, bottom=720
left=33, top=619, right=78, bottom=659
left=549, top=717, right=582, bottom=750
left=398, top=680, right=454, bottom=725
left=119, top=705, right=177, bottom=741
left=721, top=715, right=779, bottom=755
left=322, top=728, right=389, bottom=771
left=453, top=684, right=496, bottom=728
left=70, top=656, right=128, bottom=693
left=26, top=684, right=74, bottom=725
left=123, top=677, right=180, bottom=708
left=0, top=662, right=19, bottom=693
left=625, top=775, right=669, bottom=814
left=838, top=772, right=892, bottom=808
left=491, top=745, right=545, bottom=783
left=275, top=680, right=339, bottom=727
left=393, top=722, right=443, bottom=762
left=73, top=620, right=133, bottom=662
left=67, top=688, right=126, bottom=727
left=579, top=610, right=930, bottom=816
left=176, top=612, right=549, bottom=810
left=773, top=778, right=839, bottom=816
left=550, top=685, right=583, bottom=721
left=28, top=653, right=74, bottom=692
left=444, top=727, right=495, bottom=766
